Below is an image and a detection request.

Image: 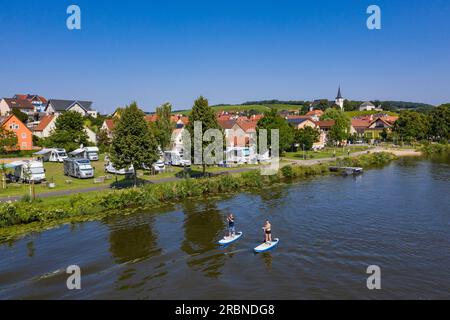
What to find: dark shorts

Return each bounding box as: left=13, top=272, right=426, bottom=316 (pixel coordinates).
left=265, top=230, right=271, bottom=235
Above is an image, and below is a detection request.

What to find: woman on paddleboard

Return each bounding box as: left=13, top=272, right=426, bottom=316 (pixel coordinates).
left=227, top=213, right=236, bottom=238
left=263, top=219, right=272, bottom=243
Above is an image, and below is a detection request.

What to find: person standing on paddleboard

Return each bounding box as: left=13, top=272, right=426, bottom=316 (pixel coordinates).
left=263, top=219, right=272, bottom=243
left=227, top=213, right=236, bottom=238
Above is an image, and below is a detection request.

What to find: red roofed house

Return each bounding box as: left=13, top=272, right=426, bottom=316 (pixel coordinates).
left=315, top=120, right=336, bottom=149
left=101, top=119, right=116, bottom=139
left=0, top=114, right=33, bottom=151
left=33, top=114, right=57, bottom=139
left=0, top=98, right=35, bottom=117
left=305, top=109, right=324, bottom=122
left=14, top=94, right=48, bottom=112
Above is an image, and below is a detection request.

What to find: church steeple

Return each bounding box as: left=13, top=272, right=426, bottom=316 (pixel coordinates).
left=335, top=85, right=344, bottom=110
left=336, top=86, right=343, bottom=99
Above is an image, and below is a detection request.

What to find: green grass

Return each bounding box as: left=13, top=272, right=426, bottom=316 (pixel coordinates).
left=284, top=146, right=370, bottom=160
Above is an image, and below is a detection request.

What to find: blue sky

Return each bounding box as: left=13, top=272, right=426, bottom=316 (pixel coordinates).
left=1, top=0, right=449, bottom=113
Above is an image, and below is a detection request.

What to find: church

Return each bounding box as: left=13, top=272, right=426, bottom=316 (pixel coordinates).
left=335, top=86, right=344, bottom=110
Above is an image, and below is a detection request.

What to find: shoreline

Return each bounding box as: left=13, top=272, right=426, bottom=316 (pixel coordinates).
left=0, top=152, right=399, bottom=243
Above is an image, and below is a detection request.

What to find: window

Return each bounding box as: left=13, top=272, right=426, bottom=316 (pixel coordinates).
left=21, top=133, right=27, bottom=139
left=21, top=142, right=27, bottom=149
left=9, top=123, right=19, bottom=130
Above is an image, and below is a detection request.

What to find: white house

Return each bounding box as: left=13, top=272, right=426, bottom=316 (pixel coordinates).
left=33, top=114, right=57, bottom=138
left=45, top=99, right=98, bottom=118
left=0, top=98, right=35, bottom=116
left=359, top=101, right=380, bottom=111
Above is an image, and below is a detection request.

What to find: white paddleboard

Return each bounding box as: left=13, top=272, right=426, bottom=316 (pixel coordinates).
left=254, top=238, right=279, bottom=253
left=218, top=232, right=243, bottom=245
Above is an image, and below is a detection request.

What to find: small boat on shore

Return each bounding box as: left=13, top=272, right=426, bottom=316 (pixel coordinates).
left=329, top=166, right=363, bottom=176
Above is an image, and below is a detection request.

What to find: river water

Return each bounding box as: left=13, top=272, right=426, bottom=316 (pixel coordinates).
left=0, top=157, right=449, bottom=299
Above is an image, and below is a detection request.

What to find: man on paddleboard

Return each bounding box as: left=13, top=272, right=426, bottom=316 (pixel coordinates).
left=227, top=213, right=236, bottom=238
left=263, top=219, right=272, bottom=243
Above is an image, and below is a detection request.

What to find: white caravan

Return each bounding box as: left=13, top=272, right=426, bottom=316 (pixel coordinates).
left=104, top=156, right=134, bottom=175
left=69, top=147, right=100, bottom=161
left=64, top=158, right=95, bottom=179
left=10, top=160, right=46, bottom=183
left=164, top=150, right=191, bottom=166
left=33, top=148, right=68, bottom=163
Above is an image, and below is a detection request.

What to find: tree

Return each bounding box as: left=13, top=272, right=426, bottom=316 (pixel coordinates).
left=320, top=108, right=351, bottom=145
left=0, top=127, right=18, bottom=153
left=11, top=108, right=28, bottom=123
left=44, top=111, right=89, bottom=151
left=96, top=128, right=111, bottom=153
left=110, top=102, right=159, bottom=186
left=153, top=103, right=175, bottom=151
left=256, top=108, right=294, bottom=153
left=185, top=96, right=221, bottom=175
left=393, top=111, right=430, bottom=142
left=294, top=126, right=320, bottom=151
left=429, top=105, right=450, bottom=141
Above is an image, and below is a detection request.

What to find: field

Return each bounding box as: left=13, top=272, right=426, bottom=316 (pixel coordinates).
left=345, top=110, right=399, bottom=118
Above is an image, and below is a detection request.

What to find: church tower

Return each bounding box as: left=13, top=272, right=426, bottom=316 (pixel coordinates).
left=335, top=86, right=344, bottom=110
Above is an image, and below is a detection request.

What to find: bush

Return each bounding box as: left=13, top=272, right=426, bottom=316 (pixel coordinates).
left=281, top=165, right=294, bottom=178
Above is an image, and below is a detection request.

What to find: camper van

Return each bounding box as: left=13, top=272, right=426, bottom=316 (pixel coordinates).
left=12, top=160, right=46, bottom=183
left=104, top=156, right=134, bottom=175
left=33, top=148, right=68, bottom=163
left=164, top=151, right=191, bottom=167
left=64, top=158, right=94, bottom=179
left=69, top=147, right=99, bottom=161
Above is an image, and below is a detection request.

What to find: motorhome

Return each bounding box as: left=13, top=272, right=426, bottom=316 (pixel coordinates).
left=104, top=156, right=134, bottom=175
left=164, top=150, right=191, bottom=166
left=33, top=148, right=68, bottom=163
left=69, top=147, right=99, bottom=161
left=64, top=158, right=94, bottom=179
left=10, top=160, right=46, bottom=183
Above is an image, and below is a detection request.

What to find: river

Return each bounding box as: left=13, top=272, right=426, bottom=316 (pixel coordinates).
left=0, top=157, right=449, bottom=299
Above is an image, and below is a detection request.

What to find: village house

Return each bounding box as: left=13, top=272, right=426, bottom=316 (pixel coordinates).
left=14, top=94, right=48, bottom=112
left=0, top=114, right=33, bottom=151
left=364, top=117, right=396, bottom=142
left=350, top=119, right=371, bottom=138
left=315, top=120, right=335, bottom=149
left=359, top=101, right=383, bottom=112
left=45, top=99, right=98, bottom=118
left=305, top=109, right=324, bottom=122
left=33, top=114, right=57, bottom=138
left=286, top=116, right=318, bottom=130
left=0, top=98, right=35, bottom=117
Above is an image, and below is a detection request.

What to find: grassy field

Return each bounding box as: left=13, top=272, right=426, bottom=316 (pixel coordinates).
left=0, top=155, right=260, bottom=197
left=284, top=145, right=370, bottom=160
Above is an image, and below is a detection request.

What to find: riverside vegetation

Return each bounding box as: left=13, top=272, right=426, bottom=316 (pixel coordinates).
left=0, top=152, right=397, bottom=241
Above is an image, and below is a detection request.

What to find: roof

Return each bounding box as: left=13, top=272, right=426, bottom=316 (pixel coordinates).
left=103, top=119, right=115, bottom=131
left=218, top=119, right=236, bottom=129
left=306, top=110, right=324, bottom=117
left=0, top=114, right=32, bottom=133
left=351, top=119, right=371, bottom=128
left=2, top=98, right=34, bottom=110
left=360, top=101, right=375, bottom=108
left=47, top=99, right=93, bottom=112
left=235, top=119, right=258, bottom=132
left=15, top=94, right=48, bottom=104
left=336, top=86, right=343, bottom=99
left=316, top=120, right=335, bottom=128
left=34, top=115, right=55, bottom=132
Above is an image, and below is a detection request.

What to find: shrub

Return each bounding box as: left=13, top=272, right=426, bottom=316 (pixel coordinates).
left=281, top=165, right=294, bottom=178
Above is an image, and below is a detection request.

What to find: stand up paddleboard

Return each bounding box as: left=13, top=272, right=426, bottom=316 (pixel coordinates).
left=218, top=232, right=243, bottom=245
left=254, top=238, right=279, bottom=253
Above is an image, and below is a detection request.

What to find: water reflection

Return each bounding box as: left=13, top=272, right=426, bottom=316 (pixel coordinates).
left=180, top=201, right=226, bottom=278
left=108, top=216, right=161, bottom=264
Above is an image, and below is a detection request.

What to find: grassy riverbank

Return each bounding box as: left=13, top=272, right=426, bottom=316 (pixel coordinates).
left=0, top=152, right=397, bottom=242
